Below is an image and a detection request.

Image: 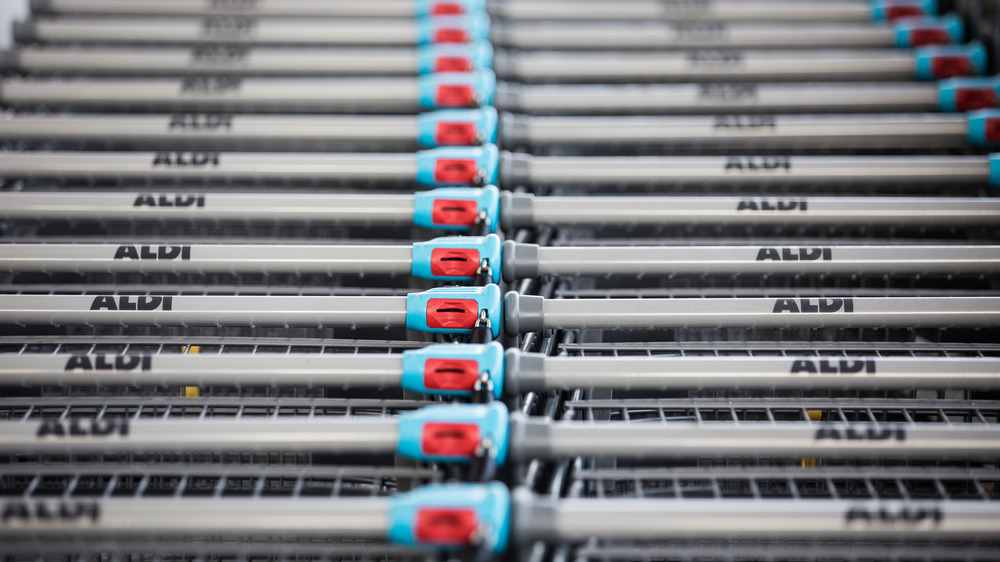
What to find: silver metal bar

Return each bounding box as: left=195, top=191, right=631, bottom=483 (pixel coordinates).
left=30, top=0, right=422, bottom=18
left=500, top=113, right=970, bottom=148
left=0, top=113, right=422, bottom=149
left=496, top=49, right=918, bottom=81
left=501, top=193, right=1000, bottom=229
left=18, top=18, right=424, bottom=46
left=497, top=82, right=942, bottom=114
left=505, top=352, right=1000, bottom=393
left=493, top=21, right=899, bottom=50
left=500, top=153, right=991, bottom=186
left=503, top=244, right=1000, bottom=280
left=0, top=294, right=407, bottom=328
left=0, top=151, right=416, bottom=182
left=515, top=493, right=1000, bottom=541
left=0, top=191, right=416, bottom=223
left=511, top=416, right=1000, bottom=460
left=0, top=417, right=399, bottom=455
left=4, top=46, right=425, bottom=76
left=494, top=1, right=901, bottom=22
left=0, top=352, right=403, bottom=387
left=0, top=243, right=414, bottom=275
left=0, top=496, right=389, bottom=538
left=502, top=294, right=1000, bottom=334
left=0, top=77, right=423, bottom=112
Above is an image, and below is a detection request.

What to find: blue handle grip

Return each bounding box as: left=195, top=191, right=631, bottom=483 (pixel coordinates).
left=413, top=0, right=488, bottom=17
left=396, top=402, right=510, bottom=464
left=415, top=42, right=494, bottom=74
left=405, top=284, right=502, bottom=337
left=417, top=70, right=497, bottom=109
left=412, top=185, right=500, bottom=233
left=966, top=109, right=1000, bottom=147
left=387, top=482, right=510, bottom=553
left=416, top=107, right=498, bottom=147
left=937, top=77, right=1000, bottom=112
left=872, top=0, right=938, bottom=21
left=401, top=342, right=505, bottom=398
left=416, top=13, right=491, bottom=44
left=894, top=14, right=962, bottom=48
left=411, top=234, right=502, bottom=283
left=415, top=144, right=499, bottom=187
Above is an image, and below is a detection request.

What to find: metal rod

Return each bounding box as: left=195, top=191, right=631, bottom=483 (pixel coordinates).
left=0, top=243, right=414, bottom=275
left=0, top=77, right=424, bottom=112
left=0, top=151, right=416, bottom=182
left=503, top=294, right=1000, bottom=334
left=500, top=153, right=991, bottom=186
left=496, top=49, right=919, bottom=81
left=0, top=496, right=389, bottom=538
left=0, top=113, right=423, bottom=150
left=0, top=294, right=408, bottom=328
left=30, top=0, right=424, bottom=18
left=511, top=416, right=1000, bottom=460
left=3, top=46, right=426, bottom=76
left=0, top=352, right=403, bottom=387
left=496, top=82, right=941, bottom=113
left=502, top=193, right=1000, bottom=229
left=492, top=21, right=902, bottom=50
left=514, top=492, right=1000, bottom=541
left=503, top=244, right=1000, bottom=280
left=506, top=352, right=1000, bottom=393
left=0, top=417, right=399, bottom=455
left=500, top=113, right=970, bottom=147
left=0, top=191, right=416, bottom=223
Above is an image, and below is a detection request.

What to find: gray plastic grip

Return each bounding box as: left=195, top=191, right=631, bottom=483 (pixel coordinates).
left=498, top=112, right=531, bottom=145
left=500, top=151, right=533, bottom=186
left=12, top=21, right=34, bottom=43
left=499, top=191, right=534, bottom=232
left=501, top=241, right=539, bottom=283
left=29, top=0, right=53, bottom=13
left=503, top=291, right=545, bottom=336
left=502, top=348, right=547, bottom=396
left=0, top=50, right=20, bottom=72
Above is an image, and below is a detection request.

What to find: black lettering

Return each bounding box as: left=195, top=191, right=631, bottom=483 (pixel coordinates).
left=755, top=248, right=780, bottom=261
left=1, top=502, right=100, bottom=524
left=180, top=76, right=242, bottom=93
left=113, top=245, right=138, bottom=260
left=818, top=298, right=843, bottom=313
left=814, top=426, right=841, bottom=440
left=64, top=355, right=92, bottom=371
left=201, top=16, right=256, bottom=36
left=844, top=298, right=854, bottom=313
left=190, top=45, right=249, bottom=63
left=116, top=355, right=141, bottom=371
left=158, top=195, right=174, bottom=206
left=790, top=359, right=816, bottom=373
left=158, top=246, right=181, bottom=260
left=772, top=298, right=798, bottom=313
left=800, top=298, right=819, bottom=313
left=839, top=360, right=866, bottom=374
left=140, top=246, right=156, bottom=260
left=1, top=502, right=30, bottom=523
left=119, top=296, right=137, bottom=311
left=137, top=296, right=162, bottom=311
left=90, top=296, right=117, bottom=311
left=133, top=195, right=155, bottom=207
left=736, top=200, right=757, bottom=211
left=725, top=156, right=791, bottom=172
left=36, top=420, right=65, bottom=437
left=94, top=355, right=113, bottom=370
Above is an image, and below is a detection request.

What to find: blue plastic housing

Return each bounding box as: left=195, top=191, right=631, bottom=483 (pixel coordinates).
left=396, top=402, right=510, bottom=463
left=414, top=144, right=499, bottom=187
left=937, top=77, right=1000, bottom=112
left=387, top=482, right=510, bottom=553
left=415, top=13, right=491, bottom=45
left=990, top=154, right=1000, bottom=188
left=412, top=185, right=500, bottom=233
left=405, top=285, right=502, bottom=337
left=415, top=42, right=494, bottom=74
left=914, top=42, right=987, bottom=80
left=416, top=107, right=499, bottom=147
left=413, top=0, right=488, bottom=17
left=966, top=109, right=1000, bottom=147
left=416, top=70, right=497, bottom=109
left=893, top=14, right=962, bottom=48
left=411, top=234, right=502, bottom=283
left=871, top=0, right=938, bottom=21
left=401, top=342, right=505, bottom=398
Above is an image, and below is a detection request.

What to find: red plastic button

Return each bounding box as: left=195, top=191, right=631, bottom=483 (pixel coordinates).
left=436, top=56, right=472, bottom=72
left=932, top=56, right=972, bottom=78
left=434, top=159, right=478, bottom=184
left=986, top=118, right=1000, bottom=142
left=436, top=84, right=475, bottom=108
left=434, top=28, right=469, bottom=43
left=422, top=422, right=480, bottom=456
left=425, top=298, right=478, bottom=329
left=430, top=248, right=480, bottom=277
left=415, top=508, right=478, bottom=545
left=431, top=198, right=479, bottom=227
left=432, top=3, right=464, bottom=15
left=955, top=88, right=996, bottom=111
left=424, top=358, right=479, bottom=391
left=886, top=5, right=923, bottom=19
left=908, top=28, right=948, bottom=47
left=436, top=121, right=477, bottom=145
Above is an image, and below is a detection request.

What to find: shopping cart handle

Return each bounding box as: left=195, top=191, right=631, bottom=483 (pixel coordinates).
left=500, top=241, right=538, bottom=283
left=413, top=185, right=500, bottom=232
left=402, top=342, right=504, bottom=398
left=871, top=0, right=938, bottom=21
left=406, top=285, right=502, bottom=337
left=893, top=14, right=962, bottom=48
left=416, top=14, right=491, bottom=45
left=388, top=482, right=510, bottom=553
left=914, top=41, right=987, bottom=80
left=417, top=70, right=496, bottom=110
left=939, top=77, right=1000, bottom=111
left=416, top=42, right=494, bottom=74
left=412, top=234, right=502, bottom=283
left=414, top=0, right=488, bottom=17
left=416, top=107, right=498, bottom=147
left=415, top=144, right=499, bottom=187
left=397, top=402, right=510, bottom=464
left=967, top=110, right=1000, bottom=147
